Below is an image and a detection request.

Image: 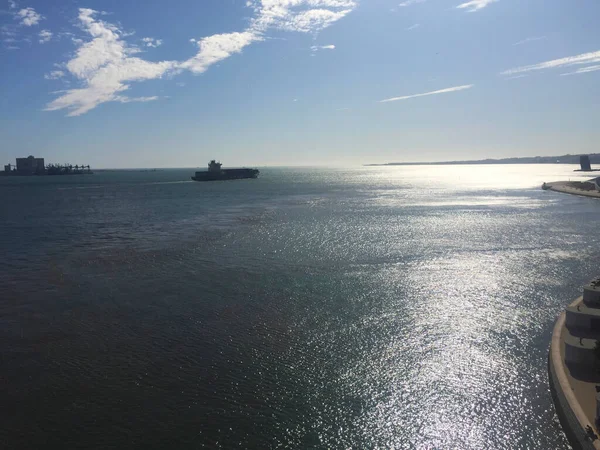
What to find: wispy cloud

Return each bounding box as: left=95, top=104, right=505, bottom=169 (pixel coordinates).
left=38, top=29, right=52, bottom=43
left=1, top=25, right=16, bottom=36
left=560, top=65, right=600, bottom=76
left=406, top=23, right=420, bottom=31
left=311, top=44, right=335, bottom=51
left=141, top=37, right=162, bottom=48
left=114, top=95, right=160, bottom=103
left=501, top=50, right=600, bottom=75
left=398, top=0, right=426, bottom=6
left=456, top=0, right=497, bottom=12
left=380, top=84, right=473, bottom=103
left=44, top=70, right=64, bottom=80
left=180, top=32, right=260, bottom=74
left=2, top=3, right=42, bottom=46
left=17, top=7, right=42, bottom=26
left=513, top=36, right=546, bottom=46
left=247, top=0, right=357, bottom=34
left=2, top=6, right=44, bottom=48
left=47, top=1, right=358, bottom=116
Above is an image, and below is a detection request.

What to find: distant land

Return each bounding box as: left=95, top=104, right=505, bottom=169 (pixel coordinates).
left=366, top=153, right=600, bottom=166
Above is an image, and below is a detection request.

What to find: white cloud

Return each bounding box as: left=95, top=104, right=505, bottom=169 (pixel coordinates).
left=398, top=0, right=425, bottom=6
left=513, top=36, right=546, bottom=46
left=560, top=65, right=600, bottom=76
left=181, top=1, right=355, bottom=72
left=247, top=0, right=356, bottom=34
left=380, top=84, right=473, bottom=103
left=47, top=1, right=358, bottom=116
left=279, top=8, right=353, bottom=33
left=3, top=8, right=45, bottom=46
left=501, top=50, right=600, bottom=76
left=46, top=8, right=176, bottom=116
left=180, top=32, right=259, bottom=74
left=114, top=95, right=159, bottom=103
left=310, top=44, right=335, bottom=51
left=142, top=37, right=162, bottom=48
left=44, top=70, right=64, bottom=80
left=406, top=23, right=420, bottom=31
left=456, top=0, right=497, bottom=12
left=17, top=7, right=42, bottom=26
left=38, top=29, right=52, bottom=43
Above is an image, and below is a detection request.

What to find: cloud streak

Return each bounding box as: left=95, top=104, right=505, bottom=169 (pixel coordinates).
left=380, top=84, right=473, bottom=103
left=180, top=32, right=260, bottom=74
left=114, top=95, right=160, bottom=103
left=456, top=0, right=497, bottom=12
left=560, top=65, right=600, bottom=76
left=311, top=44, right=335, bottom=51
left=398, top=0, right=426, bottom=6
left=501, top=50, right=600, bottom=75
left=513, top=36, right=546, bottom=46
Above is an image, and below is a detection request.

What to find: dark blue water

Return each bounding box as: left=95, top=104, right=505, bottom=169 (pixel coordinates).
left=1, top=165, right=597, bottom=449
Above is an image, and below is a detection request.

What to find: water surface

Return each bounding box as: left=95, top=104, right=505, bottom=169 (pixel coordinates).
left=1, top=165, right=596, bottom=449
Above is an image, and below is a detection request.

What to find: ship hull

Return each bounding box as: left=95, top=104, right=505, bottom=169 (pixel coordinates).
left=191, top=168, right=259, bottom=182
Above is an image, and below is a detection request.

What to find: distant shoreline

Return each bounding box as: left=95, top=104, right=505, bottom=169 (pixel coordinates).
left=366, top=153, right=600, bottom=167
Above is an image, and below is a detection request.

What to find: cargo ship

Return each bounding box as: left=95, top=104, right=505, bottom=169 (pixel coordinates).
left=192, top=160, right=259, bottom=182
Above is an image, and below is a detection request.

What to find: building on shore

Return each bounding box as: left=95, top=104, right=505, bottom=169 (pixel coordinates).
left=580, top=155, right=592, bottom=171
left=16, top=156, right=45, bottom=175
left=2, top=156, right=93, bottom=176
left=549, top=278, right=600, bottom=450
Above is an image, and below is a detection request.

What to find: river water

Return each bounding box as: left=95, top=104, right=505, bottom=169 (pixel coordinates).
left=1, top=165, right=597, bottom=449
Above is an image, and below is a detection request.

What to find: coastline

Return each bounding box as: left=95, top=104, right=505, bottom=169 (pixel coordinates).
left=543, top=181, right=600, bottom=199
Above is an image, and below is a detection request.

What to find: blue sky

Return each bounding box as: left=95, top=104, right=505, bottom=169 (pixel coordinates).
left=1, top=0, right=599, bottom=167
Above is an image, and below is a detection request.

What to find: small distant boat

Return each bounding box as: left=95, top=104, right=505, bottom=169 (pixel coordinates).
left=191, top=160, right=259, bottom=182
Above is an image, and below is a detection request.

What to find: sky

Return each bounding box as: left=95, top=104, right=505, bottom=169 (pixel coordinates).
left=1, top=0, right=599, bottom=167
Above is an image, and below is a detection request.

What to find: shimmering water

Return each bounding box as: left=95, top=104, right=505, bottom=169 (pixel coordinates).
left=1, top=165, right=597, bottom=449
